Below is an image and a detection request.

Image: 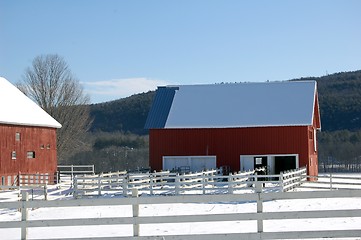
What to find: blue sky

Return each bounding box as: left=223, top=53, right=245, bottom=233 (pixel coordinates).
left=1, top=0, right=360, bottom=103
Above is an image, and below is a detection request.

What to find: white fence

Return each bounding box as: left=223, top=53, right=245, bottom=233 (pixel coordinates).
left=57, top=165, right=95, bottom=175
left=301, top=173, right=361, bottom=190
left=73, top=167, right=307, bottom=197
left=57, top=165, right=95, bottom=186
left=1, top=185, right=361, bottom=239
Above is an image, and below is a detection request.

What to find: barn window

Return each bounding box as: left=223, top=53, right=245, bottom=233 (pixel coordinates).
left=15, top=132, right=20, bottom=141
left=11, top=151, right=16, bottom=159
left=27, top=151, right=36, bottom=159
left=46, top=144, right=51, bottom=149
left=40, top=144, right=45, bottom=149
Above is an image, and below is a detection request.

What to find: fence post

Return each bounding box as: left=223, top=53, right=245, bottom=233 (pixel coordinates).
left=175, top=173, right=180, bottom=195
left=21, top=191, right=29, bottom=240
left=71, top=165, right=74, bottom=187
left=18, top=171, right=21, bottom=187
left=122, top=175, right=128, bottom=197
left=17, top=172, right=22, bottom=197
left=98, top=173, right=103, bottom=196
left=256, top=182, right=263, bottom=234
left=296, top=170, right=301, bottom=188
left=330, top=173, right=333, bottom=190
left=73, top=176, right=78, bottom=199
left=202, top=173, right=206, bottom=195
left=280, top=172, right=284, bottom=192
left=228, top=173, right=233, bottom=194
left=56, top=171, right=60, bottom=186
left=132, top=188, right=140, bottom=237
left=44, top=184, right=48, bottom=201
left=149, top=173, right=154, bottom=195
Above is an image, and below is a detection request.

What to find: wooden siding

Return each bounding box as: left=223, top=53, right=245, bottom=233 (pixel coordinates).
left=149, top=126, right=318, bottom=175
left=0, top=124, right=57, bottom=184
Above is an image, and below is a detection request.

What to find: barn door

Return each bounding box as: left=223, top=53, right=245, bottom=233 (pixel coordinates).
left=163, top=156, right=216, bottom=172
left=163, top=157, right=190, bottom=172
left=190, top=156, right=216, bottom=171
left=240, top=156, right=254, bottom=171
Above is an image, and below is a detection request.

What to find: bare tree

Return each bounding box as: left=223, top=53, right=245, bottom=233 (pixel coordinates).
left=18, top=54, right=92, bottom=164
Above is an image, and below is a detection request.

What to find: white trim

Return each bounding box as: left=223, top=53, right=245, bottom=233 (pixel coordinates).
left=313, top=129, right=317, bottom=152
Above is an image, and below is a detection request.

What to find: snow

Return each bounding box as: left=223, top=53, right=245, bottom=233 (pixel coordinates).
left=165, top=81, right=317, bottom=129
left=0, top=174, right=361, bottom=239
left=0, top=77, right=61, bottom=128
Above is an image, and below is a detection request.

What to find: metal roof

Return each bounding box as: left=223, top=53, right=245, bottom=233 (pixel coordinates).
left=145, top=81, right=320, bottom=129
left=144, top=86, right=178, bottom=129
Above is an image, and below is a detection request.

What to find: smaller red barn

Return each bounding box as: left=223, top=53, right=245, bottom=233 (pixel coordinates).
left=0, top=77, right=62, bottom=185
left=145, top=81, right=321, bottom=176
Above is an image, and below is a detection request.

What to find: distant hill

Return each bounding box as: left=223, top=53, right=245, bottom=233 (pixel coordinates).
left=292, top=70, right=361, bottom=131
left=89, top=70, right=361, bottom=134
left=89, top=91, right=155, bottom=134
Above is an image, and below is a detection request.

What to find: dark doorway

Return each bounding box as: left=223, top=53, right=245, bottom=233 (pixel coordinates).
left=275, top=156, right=296, bottom=174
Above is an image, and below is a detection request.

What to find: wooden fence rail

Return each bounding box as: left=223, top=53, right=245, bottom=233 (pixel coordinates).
left=1, top=185, right=361, bottom=239
left=301, top=173, right=361, bottom=190
left=57, top=165, right=95, bottom=175
left=73, top=167, right=307, bottom=197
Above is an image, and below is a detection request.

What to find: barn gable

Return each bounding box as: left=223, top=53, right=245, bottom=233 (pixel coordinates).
left=0, top=77, right=61, bottom=128
left=0, top=77, right=61, bottom=185
left=145, top=81, right=320, bottom=130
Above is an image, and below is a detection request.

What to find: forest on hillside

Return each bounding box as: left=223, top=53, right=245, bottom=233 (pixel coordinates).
left=292, top=71, right=361, bottom=172
left=66, top=70, right=361, bottom=173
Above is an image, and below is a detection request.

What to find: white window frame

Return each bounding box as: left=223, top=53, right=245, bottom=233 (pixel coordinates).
left=11, top=151, right=16, bottom=160
left=15, top=132, right=21, bottom=141
left=27, top=151, right=36, bottom=159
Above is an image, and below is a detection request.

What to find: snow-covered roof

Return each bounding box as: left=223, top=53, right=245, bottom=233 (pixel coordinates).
left=0, top=77, right=62, bottom=128
left=145, top=81, right=320, bottom=129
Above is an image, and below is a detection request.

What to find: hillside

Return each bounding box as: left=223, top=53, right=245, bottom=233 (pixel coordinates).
left=89, top=70, right=361, bottom=133
left=72, top=71, right=361, bottom=172
left=90, top=91, right=155, bottom=134
left=293, top=70, right=361, bottom=131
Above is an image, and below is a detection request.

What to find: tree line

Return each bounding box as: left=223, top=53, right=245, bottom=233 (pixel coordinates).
left=318, top=130, right=361, bottom=172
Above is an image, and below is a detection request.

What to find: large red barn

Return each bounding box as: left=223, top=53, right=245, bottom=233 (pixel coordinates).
left=145, top=81, right=321, bottom=176
left=0, top=77, right=62, bottom=185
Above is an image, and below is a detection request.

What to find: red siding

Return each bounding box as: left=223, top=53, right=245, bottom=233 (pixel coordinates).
left=150, top=125, right=318, bottom=175
left=0, top=124, right=58, bottom=184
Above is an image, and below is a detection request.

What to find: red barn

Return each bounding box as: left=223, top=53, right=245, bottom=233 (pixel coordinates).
left=145, top=81, right=321, bottom=176
left=0, top=77, right=62, bottom=185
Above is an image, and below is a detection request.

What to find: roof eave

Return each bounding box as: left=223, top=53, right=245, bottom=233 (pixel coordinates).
left=163, top=123, right=314, bottom=129
left=0, top=121, right=62, bottom=129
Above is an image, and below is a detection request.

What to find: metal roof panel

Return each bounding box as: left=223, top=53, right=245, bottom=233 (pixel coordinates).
left=144, top=87, right=178, bottom=129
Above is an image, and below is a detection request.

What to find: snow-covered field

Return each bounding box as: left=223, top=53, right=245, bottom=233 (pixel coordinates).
left=1, top=174, right=361, bottom=239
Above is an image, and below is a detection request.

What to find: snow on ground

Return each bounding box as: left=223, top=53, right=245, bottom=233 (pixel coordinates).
left=1, top=174, right=361, bottom=239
